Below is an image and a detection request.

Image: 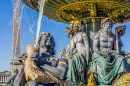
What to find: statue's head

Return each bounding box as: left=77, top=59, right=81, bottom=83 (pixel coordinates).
left=60, top=49, right=66, bottom=58
left=70, top=21, right=83, bottom=32
left=101, top=18, right=113, bottom=35
left=66, top=29, right=74, bottom=39
left=37, top=32, right=55, bottom=55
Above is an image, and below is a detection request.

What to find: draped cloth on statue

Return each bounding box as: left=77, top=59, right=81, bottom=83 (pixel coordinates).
left=92, top=50, right=125, bottom=84
left=67, top=53, right=87, bottom=85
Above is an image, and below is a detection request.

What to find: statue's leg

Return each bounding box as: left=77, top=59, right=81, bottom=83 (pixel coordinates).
left=14, top=67, right=27, bottom=86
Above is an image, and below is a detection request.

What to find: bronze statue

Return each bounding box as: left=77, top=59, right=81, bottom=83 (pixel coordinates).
left=66, top=21, right=90, bottom=64
left=62, top=21, right=89, bottom=85
left=92, top=18, right=125, bottom=85
left=13, top=32, right=71, bottom=86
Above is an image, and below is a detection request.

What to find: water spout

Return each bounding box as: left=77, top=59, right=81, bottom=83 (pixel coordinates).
left=35, top=0, right=45, bottom=49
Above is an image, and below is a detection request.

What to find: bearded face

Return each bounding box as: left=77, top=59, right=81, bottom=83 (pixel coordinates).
left=40, top=35, right=55, bottom=49
left=102, top=21, right=113, bottom=35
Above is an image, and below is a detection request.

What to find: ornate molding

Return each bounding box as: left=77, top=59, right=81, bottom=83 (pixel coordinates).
left=114, top=73, right=130, bottom=86
left=21, top=0, right=130, bottom=24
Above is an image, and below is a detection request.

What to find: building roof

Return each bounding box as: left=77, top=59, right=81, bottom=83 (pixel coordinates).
left=0, top=71, right=11, bottom=76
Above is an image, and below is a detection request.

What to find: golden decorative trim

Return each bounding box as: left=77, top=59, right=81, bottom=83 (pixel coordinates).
left=50, top=0, right=63, bottom=6
left=87, top=70, right=97, bottom=86
left=88, top=3, right=97, bottom=17
left=45, top=1, right=59, bottom=8
left=73, top=0, right=76, bottom=3
left=124, top=0, right=129, bottom=3
left=56, top=1, right=130, bottom=13
left=113, top=73, right=130, bottom=86
left=81, top=17, right=105, bottom=21
left=55, top=1, right=130, bottom=23
left=91, top=19, right=96, bottom=36
left=117, top=25, right=126, bottom=32
left=59, top=62, right=68, bottom=67
left=30, top=0, right=130, bottom=23
left=57, top=0, right=67, bottom=5
left=83, top=20, right=87, bottom=24
left=44, top=5, right=58, bottom=9
left=64, top=0, right=71, bottom=3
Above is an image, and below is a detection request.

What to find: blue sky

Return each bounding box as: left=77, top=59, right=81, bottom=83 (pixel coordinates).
left=0, top=0, right=130, bottom=72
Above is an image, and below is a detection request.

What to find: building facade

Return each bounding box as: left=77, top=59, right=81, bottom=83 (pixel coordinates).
left=0, top=71, right=11, bottom=86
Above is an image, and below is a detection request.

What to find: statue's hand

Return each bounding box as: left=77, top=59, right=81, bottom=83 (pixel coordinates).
left=19, top=53, right=27, bottom=63
left=30, top=52, right=39, bottom=62
left=52, top=58, right=59, bottom=67
left=102, top=52, right=111, bottom=58
left=104, top=51, right=111, bottom=58
left=19, top=53, right=27, bottom=58
left=104, top=54, right=111, bottom=58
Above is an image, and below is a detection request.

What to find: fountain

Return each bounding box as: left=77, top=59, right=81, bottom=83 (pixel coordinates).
left=35, top=0, right=45, bottom=49
left=22, top=0, right=130, bottom=55
left=6, top=0, right=130, bottom=86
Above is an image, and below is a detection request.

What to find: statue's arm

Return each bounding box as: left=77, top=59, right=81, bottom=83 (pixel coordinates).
left=6, top=75, right=16, bottom=84
left=14, top=67, right=27, bottom=86
left=30, top=52, right=39, bottom=63
left=19, top=53, right=27, bottom=64
left=93, top=33, right=106, bottom=57
left=40, top=58, right=68, bottom=80
left=82, top=32, right=90, bottom=64
left=70, top=39, right=76, bottom=48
